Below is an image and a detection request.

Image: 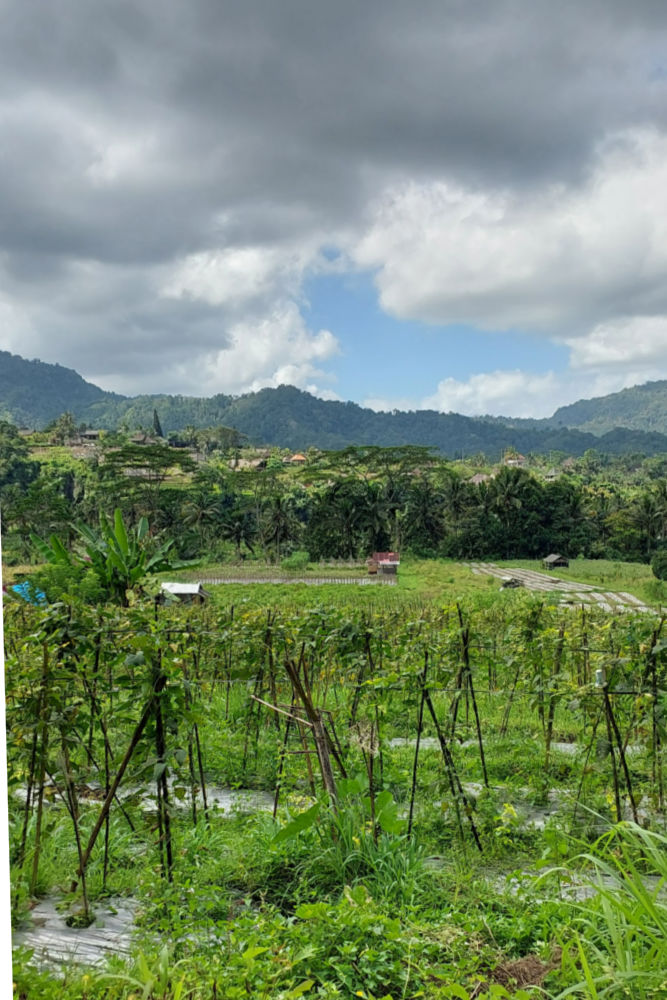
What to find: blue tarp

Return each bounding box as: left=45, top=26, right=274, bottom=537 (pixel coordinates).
left=9, top=582, right=47, bottom=606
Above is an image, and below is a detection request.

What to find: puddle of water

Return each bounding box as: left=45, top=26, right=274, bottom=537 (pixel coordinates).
left=500, top=869, right=666, bottom=902
left=550, top=742, right=579, bottom=756
left=117, top=779, right=275, bottom=813
left=388, top=736, right=440, bottom=750
left=12, top=780, right=276, bottom=814
left=13, top=896, right=137, bottom=968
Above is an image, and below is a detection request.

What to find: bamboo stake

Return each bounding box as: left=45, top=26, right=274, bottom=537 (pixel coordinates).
left=423, top=686, right=482, bottom=852
left=408, top=652, right=428, bottom=839
left=70, top=670, right=167, bottom=894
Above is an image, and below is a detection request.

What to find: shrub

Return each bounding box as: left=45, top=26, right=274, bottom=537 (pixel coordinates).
left=281, top=550, right=310, bottom=572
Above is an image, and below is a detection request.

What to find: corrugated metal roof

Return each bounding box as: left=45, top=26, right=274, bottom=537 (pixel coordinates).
left=161, top=582, right=206, bottom=595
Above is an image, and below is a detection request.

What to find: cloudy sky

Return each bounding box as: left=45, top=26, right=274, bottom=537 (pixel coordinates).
left=2, top=0, right=667, bottom=417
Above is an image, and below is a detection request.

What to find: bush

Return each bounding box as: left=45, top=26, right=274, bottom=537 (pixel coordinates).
left=31, top=563, right=104, bottom=604
left=281, top=550, right=310, bottom=572
left=651, top=549, right=667, bottom=580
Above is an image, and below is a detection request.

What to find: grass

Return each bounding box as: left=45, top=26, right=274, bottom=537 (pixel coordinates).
left=396, top=557, right=499, bottom=601
left=8, top=553, right=663, bottom=611
left=551, top=823, right=667, bottom=999
left=168, top=556, right=500, bottom=610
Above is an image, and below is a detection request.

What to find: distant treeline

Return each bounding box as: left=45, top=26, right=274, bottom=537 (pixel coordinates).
left=1, top=424, right=665, bottom=573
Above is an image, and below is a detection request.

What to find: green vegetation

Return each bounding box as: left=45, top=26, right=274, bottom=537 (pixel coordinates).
left=33, top=508, right=177, bottom=605
left=550, top=379, right=667, bottom=436
left=6, top=584, right=667, bottom=998
left=3, top=434, right=666, bottom=581
left=651, top=550, right=667, bottom=581
left=0, top=350, right=110, bottom=427
left=3, top=388, right=667, bottom=997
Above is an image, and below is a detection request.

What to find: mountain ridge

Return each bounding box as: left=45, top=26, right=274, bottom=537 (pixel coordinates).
left=548, top=380, right=667, bottom=435
left=1, top=350, right=667, bottom=458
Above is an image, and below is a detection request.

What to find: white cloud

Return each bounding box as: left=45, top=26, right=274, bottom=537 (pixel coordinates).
left=186, top=302, right=339, bottom=397
left=352, top=130, right=667, bottom=368
left=565, top=316, right=667, bottom=369
left=162, top=245, right=311, bottom=310
left=423, top=371, right=562, bottom=418
left=363, top=363, right=667, bottom=419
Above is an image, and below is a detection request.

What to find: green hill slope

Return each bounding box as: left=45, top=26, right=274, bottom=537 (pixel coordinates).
left=2, top=350, right=667, bottom=458
left=550, top=380, right=667, bottom=435
left=0, top=350, right=118, bottom=427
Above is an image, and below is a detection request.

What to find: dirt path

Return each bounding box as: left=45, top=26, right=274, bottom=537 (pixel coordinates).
left=468, top=562, right=662, bottom=614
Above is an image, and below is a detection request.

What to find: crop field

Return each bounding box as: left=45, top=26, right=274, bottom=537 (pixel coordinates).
left=7, top=581, right=667, bottom=1000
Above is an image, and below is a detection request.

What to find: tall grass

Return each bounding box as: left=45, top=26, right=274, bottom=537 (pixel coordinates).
left=551, top=823, right=667, bottom=999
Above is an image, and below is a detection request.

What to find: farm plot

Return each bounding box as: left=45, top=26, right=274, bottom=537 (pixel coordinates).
left=468, top=561, right=659, bottom=612
left=7, top=593, right=667, bottom=999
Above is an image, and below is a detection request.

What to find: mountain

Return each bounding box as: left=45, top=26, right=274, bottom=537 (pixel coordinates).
left=0, top=350, right=119, bottom=427
left=549, top=380, right=667, bottom=435
left=2, top=349, right=667, bottom=458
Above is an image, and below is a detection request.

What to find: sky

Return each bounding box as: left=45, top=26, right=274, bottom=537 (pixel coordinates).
left=2, top=1, right=667, bottom=418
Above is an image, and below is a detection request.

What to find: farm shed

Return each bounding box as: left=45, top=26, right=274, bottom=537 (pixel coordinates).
left=369, top=551, right=400, bottom=576
left=160, top=582, right=211, bottom=604
left=543, top=553, right=569, bottom=570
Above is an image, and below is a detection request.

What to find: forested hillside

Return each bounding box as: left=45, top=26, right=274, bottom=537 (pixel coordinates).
left=0, top=350, right=114, bottom=426
left=550, top=380, right=667, bottom=435
left=3, top=350, right=667, bottom=458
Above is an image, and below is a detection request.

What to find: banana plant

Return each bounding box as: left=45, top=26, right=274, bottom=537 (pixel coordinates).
left=32, top=508, right=176, bottom=606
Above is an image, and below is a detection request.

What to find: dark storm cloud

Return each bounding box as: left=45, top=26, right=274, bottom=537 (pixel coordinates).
left=1, top=0, right=667, bottom=391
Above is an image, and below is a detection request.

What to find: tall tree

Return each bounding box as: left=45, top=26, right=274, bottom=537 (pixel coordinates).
left=152, top=409, right=164, bottom=438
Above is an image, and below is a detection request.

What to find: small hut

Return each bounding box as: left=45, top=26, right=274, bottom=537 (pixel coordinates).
left=160, top=582, right=210, bottom=604
left=543, top=553, right=569, bottom=570
left=370, top=551, right=400, bottom=576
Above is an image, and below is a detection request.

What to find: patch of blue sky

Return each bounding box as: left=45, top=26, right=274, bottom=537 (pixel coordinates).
left=302, top=272, right=570, bottom=405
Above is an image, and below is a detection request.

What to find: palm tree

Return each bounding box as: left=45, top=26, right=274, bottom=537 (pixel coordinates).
left=490, top=467, right=526, bottom=557
left=219, top=505, right=257, bottom=561
left=632, top=491, right=663, bottom=559
left=360, top=481, right=391, bottom=553
left=404, top=477, right=445, bottom=554
left=260, top=493, right=301, bottom=561
left=182, top=489, right=224, bottom=550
